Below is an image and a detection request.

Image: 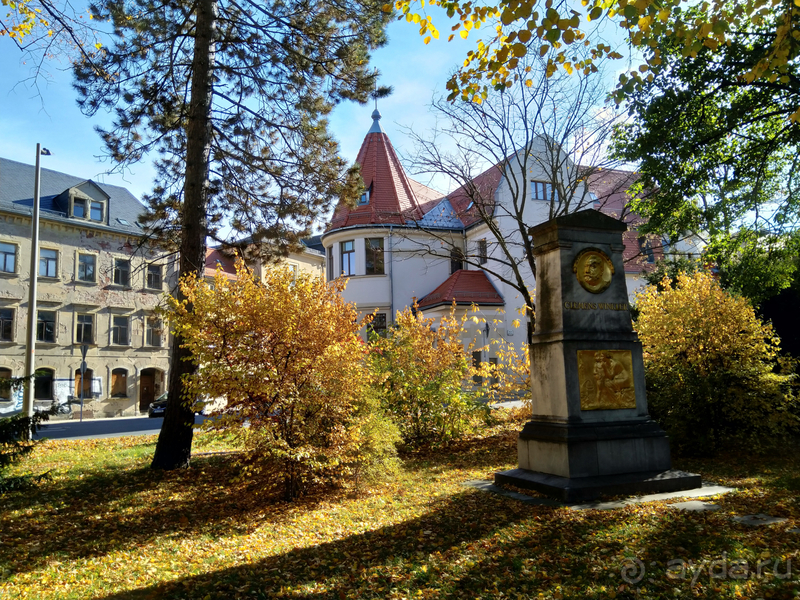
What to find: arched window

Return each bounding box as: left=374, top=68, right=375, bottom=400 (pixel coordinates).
left=34, top=368, right=54, bottom=400
left=74, top=369, right=93, bottom=398
left=111, top=368, right=128, bottom=397
left=0, top=367, right=12, bottom=401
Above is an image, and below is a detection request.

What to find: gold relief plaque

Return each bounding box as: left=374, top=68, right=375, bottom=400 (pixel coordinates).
left=578, top=350, right=636, bottom=411
left=573, top=249, right=614, bottom=294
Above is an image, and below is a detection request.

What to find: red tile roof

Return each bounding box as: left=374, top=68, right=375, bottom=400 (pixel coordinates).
left=417, top=269, right=504, bottom=310
left=445, top=165, right=503, bottom=227
left=205, top=248, right=238, bottom=279
left=586, top=168, right=664, bottom=273
left=329, top=113, right=444, bottom=229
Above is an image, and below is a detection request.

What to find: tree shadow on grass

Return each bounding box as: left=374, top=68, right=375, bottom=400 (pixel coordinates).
left=87, top=485, right=799, bottom=600
left=0, top=448, right=324, bottom=580
left=0, top=425, right=520, bottom=584
left=89, top=488, right=568, bottom=600
left=399, top=428, right=519, bottom=474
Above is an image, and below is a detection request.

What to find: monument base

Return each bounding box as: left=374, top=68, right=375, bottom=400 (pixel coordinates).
left=517, top=419, right=673, bottom=479
left=494, top=468, right=702, bottom=503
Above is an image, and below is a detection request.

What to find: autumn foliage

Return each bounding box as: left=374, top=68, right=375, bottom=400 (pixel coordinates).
left=369, top=305, right=489, bottom=448
left=635, top=271, right=798, bottom=455
left=168, top=260, right=399, bottom=499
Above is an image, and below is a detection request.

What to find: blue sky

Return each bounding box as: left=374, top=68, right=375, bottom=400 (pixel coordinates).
left=0, top=14, right=627, bottom=225
left=0, top=19, right=472, bottom=197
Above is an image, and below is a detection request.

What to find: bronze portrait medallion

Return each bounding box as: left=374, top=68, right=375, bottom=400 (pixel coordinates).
left=573, top=249, right=614, bottom=294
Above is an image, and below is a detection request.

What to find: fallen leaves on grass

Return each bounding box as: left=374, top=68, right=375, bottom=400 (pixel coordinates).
left=0, top=424, right=798, bottom=600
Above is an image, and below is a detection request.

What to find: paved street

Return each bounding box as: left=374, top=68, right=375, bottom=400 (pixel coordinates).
left=34, top=415, right=206, bottom=440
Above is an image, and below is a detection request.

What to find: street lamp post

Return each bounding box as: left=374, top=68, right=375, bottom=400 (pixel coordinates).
left=22, top=144, right=51, bottom=426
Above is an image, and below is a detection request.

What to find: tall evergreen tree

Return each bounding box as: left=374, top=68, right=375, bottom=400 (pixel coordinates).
left=73, top=0, right=390, bottom=469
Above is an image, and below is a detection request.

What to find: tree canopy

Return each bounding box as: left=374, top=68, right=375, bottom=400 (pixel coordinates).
left=74, top=0, right=389, bottom=252
left=612, top=6, right=800, bottom=302
left=388, top=0, right=800, bottom=105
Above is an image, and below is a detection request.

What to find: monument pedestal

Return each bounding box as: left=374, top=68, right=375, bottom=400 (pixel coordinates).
left=495, top=210, right=700, bottom=502
left=495, top=468, right=702, bottom=503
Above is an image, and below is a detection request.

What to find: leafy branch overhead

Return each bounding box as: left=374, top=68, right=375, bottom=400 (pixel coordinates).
left=388, top=0, right=800, bottom=111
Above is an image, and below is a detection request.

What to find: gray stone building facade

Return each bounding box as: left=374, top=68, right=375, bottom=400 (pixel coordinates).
left=0, top=157, right=174, bottom=418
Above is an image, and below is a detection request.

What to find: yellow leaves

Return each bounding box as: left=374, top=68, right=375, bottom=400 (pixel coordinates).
left=460, top=29, right=469, bottom=39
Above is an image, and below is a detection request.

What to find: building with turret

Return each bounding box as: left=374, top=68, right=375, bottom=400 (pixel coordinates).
left=321, top=111, right=668, bottom=363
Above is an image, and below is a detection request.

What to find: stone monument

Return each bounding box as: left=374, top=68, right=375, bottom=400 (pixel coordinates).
left=495, top=210, right=701, bottom=502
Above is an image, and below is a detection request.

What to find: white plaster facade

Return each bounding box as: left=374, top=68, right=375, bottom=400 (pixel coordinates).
left=321, top=113, right=615, bottom=359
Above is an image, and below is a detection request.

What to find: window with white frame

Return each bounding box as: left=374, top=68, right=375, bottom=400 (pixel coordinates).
left=358, top=183, right=372, bottom=205
left=111, top=315, right=130, bottom=345
left=0, top=242, right=16, bottom=273
left=77, top=254, right=96, bottom=283
left=113, top=259, right=131, bottom=286
left=39, top=249, right=58, bottom=278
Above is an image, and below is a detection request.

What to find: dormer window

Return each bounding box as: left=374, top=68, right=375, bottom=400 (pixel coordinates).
left=70, top=195, right=105, bottom=223
left=358, top=183, right=372, bottom=206
left=90, top=201, right=104, bottom=221
left=74, top=199, right=87, bottom=218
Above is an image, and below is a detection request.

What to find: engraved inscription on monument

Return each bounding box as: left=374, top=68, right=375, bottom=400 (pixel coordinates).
left=573, top=249, right=614, bottom=294
left=578, top=350, right=636, bottom=410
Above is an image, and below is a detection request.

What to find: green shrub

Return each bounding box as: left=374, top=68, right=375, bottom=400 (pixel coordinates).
left=368, top=306, right=488, bottom=448
left=636, top=271, right=799, bottom=455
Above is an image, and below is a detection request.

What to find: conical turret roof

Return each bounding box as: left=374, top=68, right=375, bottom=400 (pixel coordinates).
left=329, top=111, right=443, bottom=230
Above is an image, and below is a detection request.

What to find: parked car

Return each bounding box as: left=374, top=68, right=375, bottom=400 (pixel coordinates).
left=147, top=393, right=169, bottom=418
left=147, top=393, right=227, bottom=418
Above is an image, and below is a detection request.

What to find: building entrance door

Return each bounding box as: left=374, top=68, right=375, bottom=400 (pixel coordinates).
left=139, top=369, right=156, bottom=411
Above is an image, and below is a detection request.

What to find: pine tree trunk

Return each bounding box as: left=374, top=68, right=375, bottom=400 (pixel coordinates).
left=151, top=0, right=217, bottom=470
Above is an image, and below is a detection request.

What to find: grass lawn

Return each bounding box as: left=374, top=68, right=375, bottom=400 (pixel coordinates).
left=1, top=413, right=798, bottom=600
